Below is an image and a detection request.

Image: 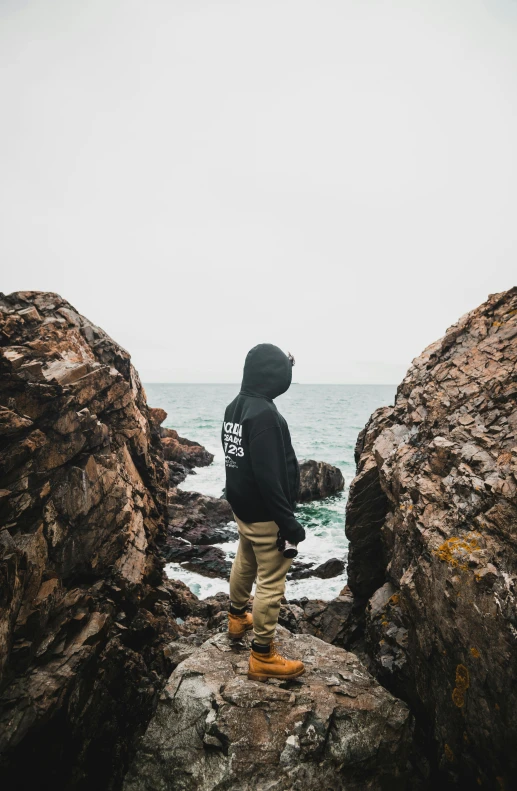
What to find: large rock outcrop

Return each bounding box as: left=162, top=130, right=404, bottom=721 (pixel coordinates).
left=344, top=288, right=517, bottom=788
left=0, top=292, right=197, bottom=790
left=298, top=459, right=345, bottom=501
left=123, top=627, right=413, bottom=791
left=149, top=408, right=214, bottom=470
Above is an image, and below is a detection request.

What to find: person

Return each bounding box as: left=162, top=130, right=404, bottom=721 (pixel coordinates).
left=221, top=343, right=306, bottom=682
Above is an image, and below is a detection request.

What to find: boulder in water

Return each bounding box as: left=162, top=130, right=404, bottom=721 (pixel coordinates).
left=298, top=459, right=344, bottom=501
left=289, top=557, right=345, bottom=580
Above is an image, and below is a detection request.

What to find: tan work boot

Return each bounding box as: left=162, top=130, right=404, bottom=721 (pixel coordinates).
left=228, top=610, right=253, bottom=640
left=248, top=641, right=305, bottom=682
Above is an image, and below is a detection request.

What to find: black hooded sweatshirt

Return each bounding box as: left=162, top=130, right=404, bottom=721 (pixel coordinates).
left=221, top=343, right=305, bottom=544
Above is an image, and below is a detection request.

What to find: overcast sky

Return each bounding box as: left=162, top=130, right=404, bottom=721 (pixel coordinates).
left=1, top=0, right=516, bottom=383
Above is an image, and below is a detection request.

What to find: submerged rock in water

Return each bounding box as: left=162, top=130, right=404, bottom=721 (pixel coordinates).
left=344, top=287, right=517, bottom=786
left=298, top=459, right=344, bottom=501
left=123, top=627, right=413, bottom=791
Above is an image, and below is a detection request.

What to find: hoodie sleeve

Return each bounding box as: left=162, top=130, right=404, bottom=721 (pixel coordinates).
left=249, top=426, right=306, bottom=544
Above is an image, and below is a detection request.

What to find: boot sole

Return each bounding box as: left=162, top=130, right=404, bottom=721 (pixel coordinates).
left=247, top=667, right=305, bottom=682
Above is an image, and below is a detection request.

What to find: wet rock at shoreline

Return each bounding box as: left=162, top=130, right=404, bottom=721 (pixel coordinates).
left=167, top=488, right=236, bottom=544
left=123, top=627, right=413, bottom=791
left=164, top=539, right=232, bottom=579
left=344, top=287, right=517, bottom=786
left=298, top=458, right=344, bottom=501
left=289, top=556, right=345, bottom=580
left=149, top=407, right=214, bottom=468
left=163, top=489, right=236, bottom=579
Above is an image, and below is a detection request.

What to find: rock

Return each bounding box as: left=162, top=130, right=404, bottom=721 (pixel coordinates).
left=148, top=406, right=214, bottom=469
left=148, top=406, right=167, bottom=428
left=289, top=557, right=345, bottom=580
left=167, top=459, right=188, bottom=486
left=167, top=488, right=236, bottom=545
left=161, top=429, right=213, bottom=468
left=0, top=291, right=206, bottom=790
left=163, top=490, right=237, bottom=579
left=164, top=540, right=232, bottom=579
left=344, top=287, right=517, bottom=786
left=123, top=627, right=413, bottom=791
left=280, top=586, right=359, bottom=646
left=298, top=459, right=345, bottom=501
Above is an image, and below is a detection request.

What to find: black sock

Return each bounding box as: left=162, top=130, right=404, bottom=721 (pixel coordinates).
left=251, top=640, right=271, bottom=654
left=229, top=603, right=247, bottom=616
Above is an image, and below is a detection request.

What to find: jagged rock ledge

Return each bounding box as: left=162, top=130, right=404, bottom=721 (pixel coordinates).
left=149, top=407, right=213, bottom=480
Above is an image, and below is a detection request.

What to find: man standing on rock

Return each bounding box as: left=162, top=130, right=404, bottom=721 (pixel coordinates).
left=221, top=343, right=306, bottom=681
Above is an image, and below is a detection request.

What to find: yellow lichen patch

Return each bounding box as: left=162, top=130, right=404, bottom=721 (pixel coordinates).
left=495, top=703, right=500, bottom=711
left=381, top=618, right=389, bottom=627
left=456, top=664, right=470, bottom=690
left=444, top=743, right=454, bottom=763
left=452, top=664, right=470, bottom=707
left=434, top=535, right=480, bottom=571
left=452, top=688, right=465, bottom=707
left=470, top=647, right=480, bottom=659
left=389, top=594, right=400, bottom=606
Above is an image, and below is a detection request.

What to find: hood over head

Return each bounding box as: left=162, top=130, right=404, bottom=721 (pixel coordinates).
left=240, top=343, right=293, bottom=399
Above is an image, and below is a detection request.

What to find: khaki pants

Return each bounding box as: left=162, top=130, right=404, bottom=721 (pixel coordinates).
left=229, top=514, right=293, bottom=644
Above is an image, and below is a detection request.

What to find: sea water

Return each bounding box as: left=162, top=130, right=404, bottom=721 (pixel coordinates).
left=145, top=383, right=396, bottom=601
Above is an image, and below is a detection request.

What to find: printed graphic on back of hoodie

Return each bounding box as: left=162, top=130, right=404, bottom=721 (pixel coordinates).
left=223, top=421, right=243, bottom=468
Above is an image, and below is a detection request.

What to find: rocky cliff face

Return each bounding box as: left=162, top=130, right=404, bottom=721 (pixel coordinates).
left=344, top=288, right=517, bottom=788
left=0, top=292, right=195, bottom=790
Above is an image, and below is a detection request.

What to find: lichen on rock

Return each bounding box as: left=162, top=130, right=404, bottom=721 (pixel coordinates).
left=343, top=287, right=517, bottom=787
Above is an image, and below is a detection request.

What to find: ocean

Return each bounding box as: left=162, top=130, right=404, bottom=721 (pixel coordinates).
left=145, top=383, right=396, bottom=601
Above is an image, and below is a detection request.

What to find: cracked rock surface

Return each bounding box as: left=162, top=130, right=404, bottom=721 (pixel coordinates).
left=344, top=288, right=517, bottom=787
left=123, top=627, right=413, bottom=791
left=0, top=291, right=208, bottom=790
